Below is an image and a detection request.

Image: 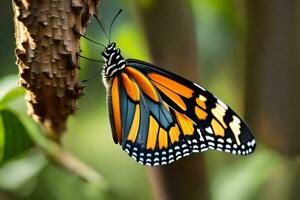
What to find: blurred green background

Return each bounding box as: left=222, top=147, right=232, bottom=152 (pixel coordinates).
left=1, top=0, right=299, bottom=200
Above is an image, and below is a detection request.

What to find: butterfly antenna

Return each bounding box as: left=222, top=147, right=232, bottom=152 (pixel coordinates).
left=109, top=9, right=123, bottom=43
left=81, top=70, right=102, bottom=83
left=93, top=14, right=110, bottom=43
left=73, top=28, right=106, bottom=48
left=77, top=54, right=105, bottom=63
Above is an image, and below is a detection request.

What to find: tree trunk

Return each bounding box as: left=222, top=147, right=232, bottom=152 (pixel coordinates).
left=245, top=0, right=300, bottom=157
left=12, top=0, right=99, bottom=140
left=245, top=0, right=300, bottom=199
left=134, top=1, right=209, bottom=200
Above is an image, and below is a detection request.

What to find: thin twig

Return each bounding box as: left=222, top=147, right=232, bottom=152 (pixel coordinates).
left=29, top=125, right=107, bottom=187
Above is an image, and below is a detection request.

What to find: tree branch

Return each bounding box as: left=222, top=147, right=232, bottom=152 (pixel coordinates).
left=31, top=126, right=106, bottom=184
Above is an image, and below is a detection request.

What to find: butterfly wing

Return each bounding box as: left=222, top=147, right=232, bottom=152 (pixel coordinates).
left=107, top=71, right=192, bottom=166
left=108, top=59, right=256, bottom=166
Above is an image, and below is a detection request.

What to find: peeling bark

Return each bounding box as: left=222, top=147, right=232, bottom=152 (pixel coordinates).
left=12, top=0, right=100, bottom=139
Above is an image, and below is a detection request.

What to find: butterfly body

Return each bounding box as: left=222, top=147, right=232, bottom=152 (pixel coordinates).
left=101, top=42, right=256, bottom=166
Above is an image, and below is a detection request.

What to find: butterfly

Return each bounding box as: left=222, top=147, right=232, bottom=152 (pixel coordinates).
left=77, top=10, right=256, bottom=166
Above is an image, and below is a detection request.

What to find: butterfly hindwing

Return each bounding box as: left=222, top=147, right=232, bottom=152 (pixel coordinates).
left=108, top=70, right=207, bottom=166
left=107, top=76, right=122, bottom=144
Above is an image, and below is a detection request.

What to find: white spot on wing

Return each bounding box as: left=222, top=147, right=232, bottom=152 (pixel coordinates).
left=169, top=159, right=175, bottom=163
left=208, top=142, right=215, bottom=147
left=217, top=138, right=224, bottom=143
left=226, top=138, right=232, bottom=143
left=201, top=148, right=208, bottom=152
left=183, top=153, right=190, bottom=157
left=197, top=129, right=205, bottom=141
left=183, top=149, right=189, bottom=153
left=206, top=135, right=215, bottom=141
left=205, top=127, right=213, bottom=134
left=176, top=155, right=182, bottom=160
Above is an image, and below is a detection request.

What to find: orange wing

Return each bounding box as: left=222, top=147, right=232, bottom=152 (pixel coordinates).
left=107, top=59, right=256, bottom=166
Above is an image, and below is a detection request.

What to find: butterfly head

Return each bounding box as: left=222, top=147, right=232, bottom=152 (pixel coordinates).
left=102, top=42, right=125, bottom=78
left=102, top=42, right=116, bottom=60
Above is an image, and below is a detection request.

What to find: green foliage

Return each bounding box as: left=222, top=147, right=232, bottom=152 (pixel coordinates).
left=0, top=152, right=46, bottom=192
left=0, top=75, right=33, bottom=164
left=0, top=75, right=25, bottom=107
left=0, top=75, right=46, bottom=193
left=0, top=109, right=33, bottom=163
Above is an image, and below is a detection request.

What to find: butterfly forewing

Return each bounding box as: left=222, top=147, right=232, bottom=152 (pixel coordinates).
left=107, top=59, right=256, bottom=166
left=126, top=60, right=256, bottom=155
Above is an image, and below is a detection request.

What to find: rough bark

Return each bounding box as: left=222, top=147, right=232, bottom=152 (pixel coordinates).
left=12, top=0, right=100, bottom=139
left=134, top=1, right=209, bottom=200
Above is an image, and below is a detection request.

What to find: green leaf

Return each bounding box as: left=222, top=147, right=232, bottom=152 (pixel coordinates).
left=0, top=151, right=47, bottom=191
left=0, top=75, right=25, bottom=106
left=0, top=109, right=33, bottom=163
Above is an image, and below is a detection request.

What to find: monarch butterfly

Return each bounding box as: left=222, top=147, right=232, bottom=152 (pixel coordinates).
left=76, top=10, right=256, bottom=166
